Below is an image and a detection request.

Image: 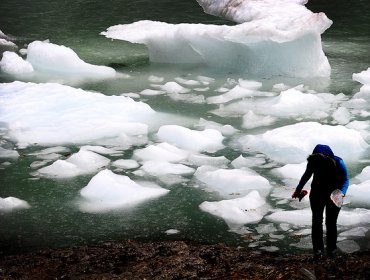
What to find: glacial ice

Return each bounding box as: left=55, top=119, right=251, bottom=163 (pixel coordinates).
left=157, top=125, right=224, bottom=152
left=0, top=147, right=19, bottom=159
left=353, top=67, right=370, bottom=100
left=37, top=149, right=110, bottom=178
left=240, top=122, right=369, bottom=163
left=355, top=166, right=370, bottom=182
left=140, top=161, right=195, bottom=176
left=79, top=169, right=169, bottom=212
left=102, top=0, right=332, bottom=77
left=0, top=196, right=30, bottom=211
left=347, top=180, right=370, bottom=207
left=134, top=142, right=189, bottom=163
left=0, top=51, right=34, bottom=75
left=112, top=159, right=140, bottom=170
left=0, top=82, right=155, bottom=147
left=27, top=41, right=116, bottom=78
left=199, top=190, right=269, bottom=227
left=194, top=166, right=272, bottom=197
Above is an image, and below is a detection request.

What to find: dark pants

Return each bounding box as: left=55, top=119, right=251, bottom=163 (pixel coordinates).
left=310, top=194, right=341, bottom=253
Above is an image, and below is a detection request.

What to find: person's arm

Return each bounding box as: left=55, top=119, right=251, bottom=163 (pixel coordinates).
left=292, top=162, right=313, bottom=198
left=338, top=159, right=349, bottom=195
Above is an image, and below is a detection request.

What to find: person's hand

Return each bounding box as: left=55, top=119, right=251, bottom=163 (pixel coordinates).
left=292, top=191, right=299, bottom=199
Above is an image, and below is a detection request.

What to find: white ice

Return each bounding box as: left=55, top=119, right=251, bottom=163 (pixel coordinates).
left=347, top=180, right=370, bottom=208
left=355, top=166, right=370, bottom=182
left=353, top=67, right=370, bottom=99
left=157, top=125, right=224, bottom=153
left=134, top=142, right=189, bottom=163
left=195, top=166, right=272, bottom=197
left=199, top=190, right=269, bottom=227
left=102, top=0, right=331, bottom=77
left=112, top=159, right=140, bottom=170
left=0, top=82, right=155, bottom=147
left=0, top=51, right=34, bottom=75
left=0, top=146, right=19, bottom=159
left=266, top=207, right=370, bottom=227
left=26, top=41, right=116, bottom=79
left=0, top=196, right=30, bottom=211
left=240, top=122, right=368, bottom=163
left=79, top=169, right=169, bottom=212
left=37, top=149, right=109, bottom=178
left=140, top=161, right=195, bottom=176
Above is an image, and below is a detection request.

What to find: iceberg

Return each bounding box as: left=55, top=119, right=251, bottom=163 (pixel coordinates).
left=199, top=190, right=269, bottom=227
left=37, top=149, right=110, bottom=178
left=0, top=51, right=34, bottom=75
left=347, top=180, right=370, bottom=208
left=240, top=122, right=369, bottom=163
left=102, top=0, right=332, bottom=77
left=79, top=169, right=169, bottom=212
left=195, top=165, right=272, bottom=197
left=0, top=81, right=155, bottom=147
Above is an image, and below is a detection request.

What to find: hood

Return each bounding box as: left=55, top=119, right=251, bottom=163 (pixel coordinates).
left=312, top=144, right=335, bottom=158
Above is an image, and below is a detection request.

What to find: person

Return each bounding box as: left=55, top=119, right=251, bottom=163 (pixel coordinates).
left=292, top=144, right=349, bottom=259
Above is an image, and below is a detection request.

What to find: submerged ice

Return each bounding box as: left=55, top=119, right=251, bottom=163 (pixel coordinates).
left=102, top=0, right=331, bottom=77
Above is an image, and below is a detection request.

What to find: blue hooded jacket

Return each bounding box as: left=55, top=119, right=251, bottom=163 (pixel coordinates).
left=296, top=144, right=349, bottom=195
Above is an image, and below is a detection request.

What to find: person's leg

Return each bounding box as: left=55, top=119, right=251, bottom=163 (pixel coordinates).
left=325, top=198, right=341, bottom=255
left=310, top=195, right=325, bottom=255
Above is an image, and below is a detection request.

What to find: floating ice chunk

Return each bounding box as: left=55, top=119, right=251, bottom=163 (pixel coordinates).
left=157, top=125, right=224, bottom=153
left=80, top=145, right=123, bottom=156
left=134, top=142, right=189, bottom=163
left=148, top=75, right=164, bottom=83
left=112, top=159, right=139, bottom=169
left=154, top=81, right=190, bottom=94
left=140, top=89, right=165, bottom=96
left=174, top=77, right=202, bottom=86
left=195, top=166, right=272, bottom=197
left=0, top=197, right=30, bottom=211
left=0, top=51, right=34, bottom=75
left=0, top=30, right=17, bottom=52
left=38, top=149, right=109, bottom=178
left=273, top=162, right=308, bottom=181
left=29, top=146, right=70, bottom=157
left=196, top=118, right=237, bottom=136
left=231, top=155, right=267, bottom=169
left=355, top=166, right=370, bottom=182
left=255, top=223, right=277, bottom=234
left=266, top=208, right=312, bottom=226
left=346, top=180, right=370, bottom=207
left=165, top=229, right=180, bottom=235
left=338, top=208, right=370, bottom=226
left=188, top=154, right=230, bottom=167
left=141, top=160, right=195, bottom=176
left=337, top=240, right=360, bottom=254
left=332, top=107, right=351, bottom=125
left=242, top=111, right=276, bottom=129
left=0, top=82, right=155, bottom=147
left=79, top=169, right=169, bottom=212
left=207, top=85, right=254, bottom=104
left=353, top=67, right=370, bottom=99
left=0, top=147, right=19, bottom=159
left=26, top=41, right=116, bottom=79
left=339, top=227, right=368, bottom=238
left=240, top=122, right=369, bottom=163
left=199, top=190, right=268, bottom=227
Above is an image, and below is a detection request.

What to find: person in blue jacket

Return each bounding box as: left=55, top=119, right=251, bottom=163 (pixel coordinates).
left=292, top=144, right=349, bottom=259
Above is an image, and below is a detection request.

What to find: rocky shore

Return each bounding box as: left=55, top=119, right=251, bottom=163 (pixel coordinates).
left=0, top=240, right=369, bottom=279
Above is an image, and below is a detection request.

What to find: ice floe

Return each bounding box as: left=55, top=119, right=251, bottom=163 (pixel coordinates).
left=195, top=166, right=272, bottom=197
left=0, top=51, right=34, bottom=75
left=37, top=149, right=109, bottom=178
left=240, top=122, right=368, bottom=163
left=0, top=81, right=155, bottom=147
left=157, top=125, right=224, bottom=153
left=79, top=169, right=169, bottom=212
left=0, top=196, right=30, bottom=211
left=199, top=190, right=269, bottom=228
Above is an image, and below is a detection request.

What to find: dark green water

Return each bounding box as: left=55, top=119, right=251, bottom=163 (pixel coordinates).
left=0, top=0, right=369, bottom=255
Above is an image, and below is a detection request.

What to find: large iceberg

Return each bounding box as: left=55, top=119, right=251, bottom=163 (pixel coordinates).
left=102, top=0, right=331, bottom=77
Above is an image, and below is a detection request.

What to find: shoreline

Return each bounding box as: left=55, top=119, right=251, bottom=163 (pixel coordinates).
left=1, top=240, right=369, bottom=279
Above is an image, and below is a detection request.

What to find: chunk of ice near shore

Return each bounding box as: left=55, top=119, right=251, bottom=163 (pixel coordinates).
left=79, top=169, right=169, bottom=212
left=199, top=190, right=269, bottom=228
left=0, top=196, right=30, bottom=211
left=102, top=0, right=332, bottom=77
